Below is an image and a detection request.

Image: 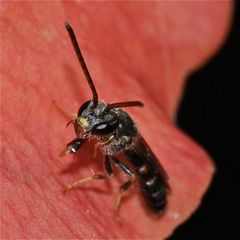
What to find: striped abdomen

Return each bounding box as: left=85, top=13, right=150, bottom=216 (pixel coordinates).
left=125, top=135, right=169, bottom=213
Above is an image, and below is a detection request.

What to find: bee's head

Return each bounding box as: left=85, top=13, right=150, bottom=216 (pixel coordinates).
left=65, top=23, right=143, bottom=137
left=76, top=100, right=119, bottom=136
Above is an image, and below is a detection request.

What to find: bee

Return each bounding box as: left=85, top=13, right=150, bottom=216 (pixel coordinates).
left=60, top=23, right=169, bottom=216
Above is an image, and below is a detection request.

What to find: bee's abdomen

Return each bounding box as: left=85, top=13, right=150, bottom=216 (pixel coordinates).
left=126, top=147, right=168, bottom=213
left=137, top=164, right=168, bottom=212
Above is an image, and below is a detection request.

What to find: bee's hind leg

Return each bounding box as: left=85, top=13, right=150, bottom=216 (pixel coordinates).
left=111, top=157, right=136, bottom=218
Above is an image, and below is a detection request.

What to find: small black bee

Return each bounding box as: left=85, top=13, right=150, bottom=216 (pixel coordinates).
left=60, top=23, right=169, bottom=216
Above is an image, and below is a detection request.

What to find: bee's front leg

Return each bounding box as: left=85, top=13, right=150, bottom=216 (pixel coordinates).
left=59, top=137, right=87, bottom=157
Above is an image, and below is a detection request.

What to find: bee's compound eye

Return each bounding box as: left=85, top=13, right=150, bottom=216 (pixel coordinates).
left=92, top=121, right=118, bottom=135
left=78, top=100, right=92, bottom=117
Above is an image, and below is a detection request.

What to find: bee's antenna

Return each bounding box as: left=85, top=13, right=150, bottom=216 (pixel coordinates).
left=65, top=22, right=98, bottom=107
left=103, top=101, right=144, bottom=113
left=108, top=101, right=144, bottom=109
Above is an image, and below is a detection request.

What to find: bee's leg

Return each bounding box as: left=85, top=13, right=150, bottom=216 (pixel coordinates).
left=64, top=156, right=113, bottom=193
left=111, top=157, right=136, bottom=217
left=59, top=137, right=87, bottom=157
left=52, top=100, right=77, bottom=119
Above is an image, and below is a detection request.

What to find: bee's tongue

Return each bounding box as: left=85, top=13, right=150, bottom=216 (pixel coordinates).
left=1, top=2, right=232, bottom=240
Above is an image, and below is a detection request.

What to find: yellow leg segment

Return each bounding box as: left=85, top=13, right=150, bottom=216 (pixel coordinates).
left=64, top=173, right=112, bottom=194
left=114, top=176, right=136, bottom=218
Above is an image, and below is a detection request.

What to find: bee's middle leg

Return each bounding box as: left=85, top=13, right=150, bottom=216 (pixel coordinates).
left=64, top=156, right=112, bottom=193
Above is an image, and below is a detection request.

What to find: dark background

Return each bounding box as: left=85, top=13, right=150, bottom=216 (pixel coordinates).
left=171, top=2, right=239, bottom=240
